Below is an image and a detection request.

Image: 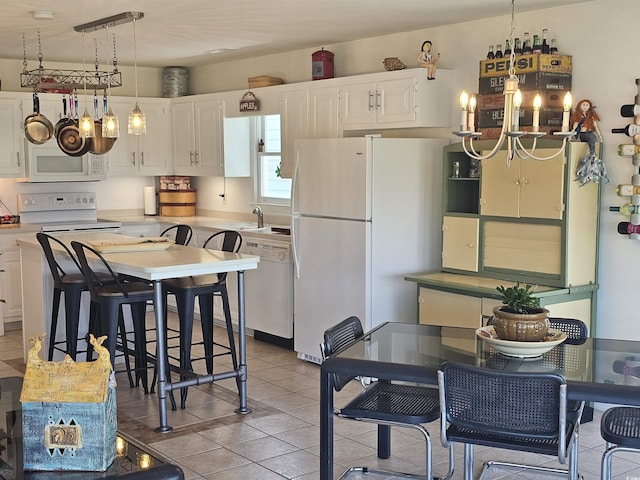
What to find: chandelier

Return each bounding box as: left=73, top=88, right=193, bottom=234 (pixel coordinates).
left=453, top=0, right=574, bottom=163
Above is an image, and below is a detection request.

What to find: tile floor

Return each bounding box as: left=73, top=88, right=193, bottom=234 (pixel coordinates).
left=3, top=319, right=640, bottom=479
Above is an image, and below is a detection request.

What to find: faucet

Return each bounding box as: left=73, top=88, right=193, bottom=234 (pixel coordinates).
left=252, top=205, right=264, bottom=228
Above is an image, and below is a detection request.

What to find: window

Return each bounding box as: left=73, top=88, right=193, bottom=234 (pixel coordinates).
left=256, top=115, right=291, bottom=205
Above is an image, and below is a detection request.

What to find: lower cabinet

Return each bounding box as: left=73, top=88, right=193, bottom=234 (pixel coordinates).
left=410, top=272, right=597, bottom=351
left=0, top=235, right=23, bottom=333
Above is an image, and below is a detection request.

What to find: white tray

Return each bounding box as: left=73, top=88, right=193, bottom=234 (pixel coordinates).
left=476, top=326, right=567, bottom=358
left=88, top=237, right=173, bottom=253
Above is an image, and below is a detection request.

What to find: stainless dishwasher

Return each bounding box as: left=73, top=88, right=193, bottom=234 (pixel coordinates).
left=227, top=235, right=294, bottom=349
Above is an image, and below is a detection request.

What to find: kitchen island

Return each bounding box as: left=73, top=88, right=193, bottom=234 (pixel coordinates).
left=18, top=232, right=260, bottom=432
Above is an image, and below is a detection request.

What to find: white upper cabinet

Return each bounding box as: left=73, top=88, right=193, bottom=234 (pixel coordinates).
left=172, top=97, right=249, bottom=177
left=106, top=98, right=172, bottom=176
left=279, top=89, right=308, bottom=179
left=308, top=84, right=340, bottom=139
left=339, top=68, right=452, bottom=129
left=0, top=96, right=25, bottom=177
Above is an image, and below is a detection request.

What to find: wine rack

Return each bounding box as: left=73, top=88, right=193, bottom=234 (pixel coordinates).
left=612, top=78, right=640, bottom=239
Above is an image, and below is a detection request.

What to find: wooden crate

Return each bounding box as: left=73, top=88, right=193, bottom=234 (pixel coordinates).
left=20, top=335, right=117, bottom=472
left=248, top=75, right=284, bottom=88
left=158, top=189, right=196, bottom=217
left=479, top=54, right=572, bottom=78
left=479, top=72, right=572, bottom=95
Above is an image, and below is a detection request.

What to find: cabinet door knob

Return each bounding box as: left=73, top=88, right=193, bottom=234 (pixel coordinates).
left=467, top=243, right=474, bottom=248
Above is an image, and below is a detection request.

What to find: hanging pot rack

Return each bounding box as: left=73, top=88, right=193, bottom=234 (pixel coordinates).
left=20, top=12, right=143, bottom=93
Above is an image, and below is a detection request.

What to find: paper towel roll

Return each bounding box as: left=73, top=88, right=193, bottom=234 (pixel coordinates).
left=144, top=186, right=157, bottom=216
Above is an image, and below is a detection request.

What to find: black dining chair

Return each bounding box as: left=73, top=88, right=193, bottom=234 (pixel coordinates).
left=71, top=241, right=155, bottom=393
left=162, top=230, right=242, bottom=408
left=438, top=361, right=584, bottom=480
left=320, top=316, right=454, bottom=480
left=160, top=224, right=193, bottom=246
left=600, top=406, right=640, bottom=480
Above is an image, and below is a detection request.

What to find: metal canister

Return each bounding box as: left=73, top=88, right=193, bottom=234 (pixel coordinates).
left=312, top=48, right=335, bottom=80
left=162, top=67, right=189, bottom=97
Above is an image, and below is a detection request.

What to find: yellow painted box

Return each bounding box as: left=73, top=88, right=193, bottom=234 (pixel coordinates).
left=479, top=53, right=572, bottom=78
left=20, top=335, right=117, bottom=472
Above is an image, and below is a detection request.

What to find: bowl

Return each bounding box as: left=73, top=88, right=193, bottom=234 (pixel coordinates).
left=476, top=326, right=567, bottom=358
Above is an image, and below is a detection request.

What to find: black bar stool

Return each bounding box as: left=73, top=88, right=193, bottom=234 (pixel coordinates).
left=162, top=230, right=242, bottom=408
left=71, top=241, right=155, bottom=393
left=36, top=233, right=112, bottom=361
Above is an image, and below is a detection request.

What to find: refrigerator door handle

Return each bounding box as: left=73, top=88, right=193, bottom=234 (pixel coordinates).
left=292, top=215, right=300, bottom=279
left=291, top=155, right=301, bottom=279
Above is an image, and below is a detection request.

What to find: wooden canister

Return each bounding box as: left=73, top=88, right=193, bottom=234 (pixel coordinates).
left=158, top=189, right=196, bottom=216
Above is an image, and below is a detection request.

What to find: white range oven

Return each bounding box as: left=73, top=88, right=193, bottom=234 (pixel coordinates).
left=17, top=192, right=122, bottom=233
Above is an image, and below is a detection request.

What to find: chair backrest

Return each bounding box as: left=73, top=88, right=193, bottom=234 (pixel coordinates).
left=548, top=317, right=588, bottom=345
left=36, top=232, right=82, bottom=284
left=320, top=316, right=364, bottom=391
left=202, top=230, right=242, bottom=283
left=438, top=362, right=568, bottom=456
left=161, top=224, right=193, bottom=246
left=70, top=241, right=127, bottom=298
left=486, top=315, right=588, bottom=345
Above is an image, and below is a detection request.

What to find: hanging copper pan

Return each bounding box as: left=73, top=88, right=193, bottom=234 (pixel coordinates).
left=56, top=93, right=92, bottom=157
left=90, top=96, right=116, bottom=155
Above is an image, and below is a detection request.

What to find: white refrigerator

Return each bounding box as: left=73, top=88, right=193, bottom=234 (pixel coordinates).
left=292, top=136, right=447, bottom=363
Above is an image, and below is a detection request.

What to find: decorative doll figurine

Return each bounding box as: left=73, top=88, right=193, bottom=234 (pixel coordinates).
left=570, top=98, right=608, bottom=186
left=570, top=98, right=602, bottom=156
left=417, top=41, right=439, bottom=80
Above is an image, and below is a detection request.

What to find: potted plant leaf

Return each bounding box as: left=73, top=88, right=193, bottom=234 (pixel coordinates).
left=492, top=282, right=549, bottom=341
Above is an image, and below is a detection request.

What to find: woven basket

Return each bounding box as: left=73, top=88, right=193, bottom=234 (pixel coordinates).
left=383, top=57, right=407, bottom=71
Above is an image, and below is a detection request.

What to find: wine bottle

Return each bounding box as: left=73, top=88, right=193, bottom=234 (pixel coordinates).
left=495, top=43, right=503, bottom=59
left=487, top=45, right=495, bottom=59
left=514, top=37, right=522, bottom=55
left=504, top=39, right=512, bottom=56
left=531, top=34, right=542, bottom=54
left=522, top=32, right=532, bottom=54
left=541, top=29, right=550, bottom=54
left=616, top=185, right=640, bottom=196
left=612, top=124, right=640, bottom=137
left=617, top=144, right=640, bottom=156
left=610, top=204, right=640, bottom=215
left=618, top=222, right=640, bottom=235
left=550, top=38, right=558, bottom=54
left=620, top=104, right=640, bottom=117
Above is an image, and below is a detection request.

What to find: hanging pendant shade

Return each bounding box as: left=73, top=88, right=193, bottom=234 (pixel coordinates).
left=128, top=102, right=146, bottom=135
left=79, top=108, right=95, bottom=138
left=103, top=106, right=119, bottom=138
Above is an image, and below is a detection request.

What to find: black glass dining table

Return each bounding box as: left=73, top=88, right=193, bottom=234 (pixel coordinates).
left=319, top=321, right=640, bottom=480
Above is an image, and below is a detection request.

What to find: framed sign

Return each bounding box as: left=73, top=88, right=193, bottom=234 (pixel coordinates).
left=239, top=91, right=260, bottom=112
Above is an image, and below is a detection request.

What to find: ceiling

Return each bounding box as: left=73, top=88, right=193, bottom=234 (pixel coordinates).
left=2, top=0, right=592, bottom=68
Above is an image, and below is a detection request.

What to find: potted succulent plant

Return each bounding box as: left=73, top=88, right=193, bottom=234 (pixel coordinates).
left=492, top=282, right=549, bottom=341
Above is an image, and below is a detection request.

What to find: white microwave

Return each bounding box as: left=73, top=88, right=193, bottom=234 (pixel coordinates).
left=19, top=139, right=108, bottom=183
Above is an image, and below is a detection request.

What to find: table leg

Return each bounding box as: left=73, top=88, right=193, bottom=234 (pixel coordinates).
left=235, top=270, right=251, bottom=414
left=153, top=280, right=172, bottom=433
left=320, top=365, right=334, bottom=480
left=377, top=425, right=391, bottom=458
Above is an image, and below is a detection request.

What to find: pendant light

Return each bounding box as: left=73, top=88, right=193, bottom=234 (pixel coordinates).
left=79, top=31, right=95, bottom=138
left=102, top=29, right=119, bottom=138
left=128, top=14, right=146, bottom=135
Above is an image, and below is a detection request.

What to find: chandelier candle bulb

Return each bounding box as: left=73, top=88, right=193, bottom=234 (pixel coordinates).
left=561, top=92, right=572, bottom=132
left=512, top=89, right=522, bottom=131
left=532, top=93, right=542, bottom=132
left=468, top=95, right=477, bottom=132
left=460, top=91, right=469, bottom=131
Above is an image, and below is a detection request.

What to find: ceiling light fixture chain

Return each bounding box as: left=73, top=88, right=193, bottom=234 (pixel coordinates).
left=103, top=27, right=120, bottom=138
left=453, top=0, right=573, bottom=165
left=79, top=30, right=95, bottom=138
left=128, top=13, right=146, bottom=135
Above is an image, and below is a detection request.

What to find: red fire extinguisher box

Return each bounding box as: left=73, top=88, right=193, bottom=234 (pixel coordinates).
left=312, top=48, right=335, bottom=80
